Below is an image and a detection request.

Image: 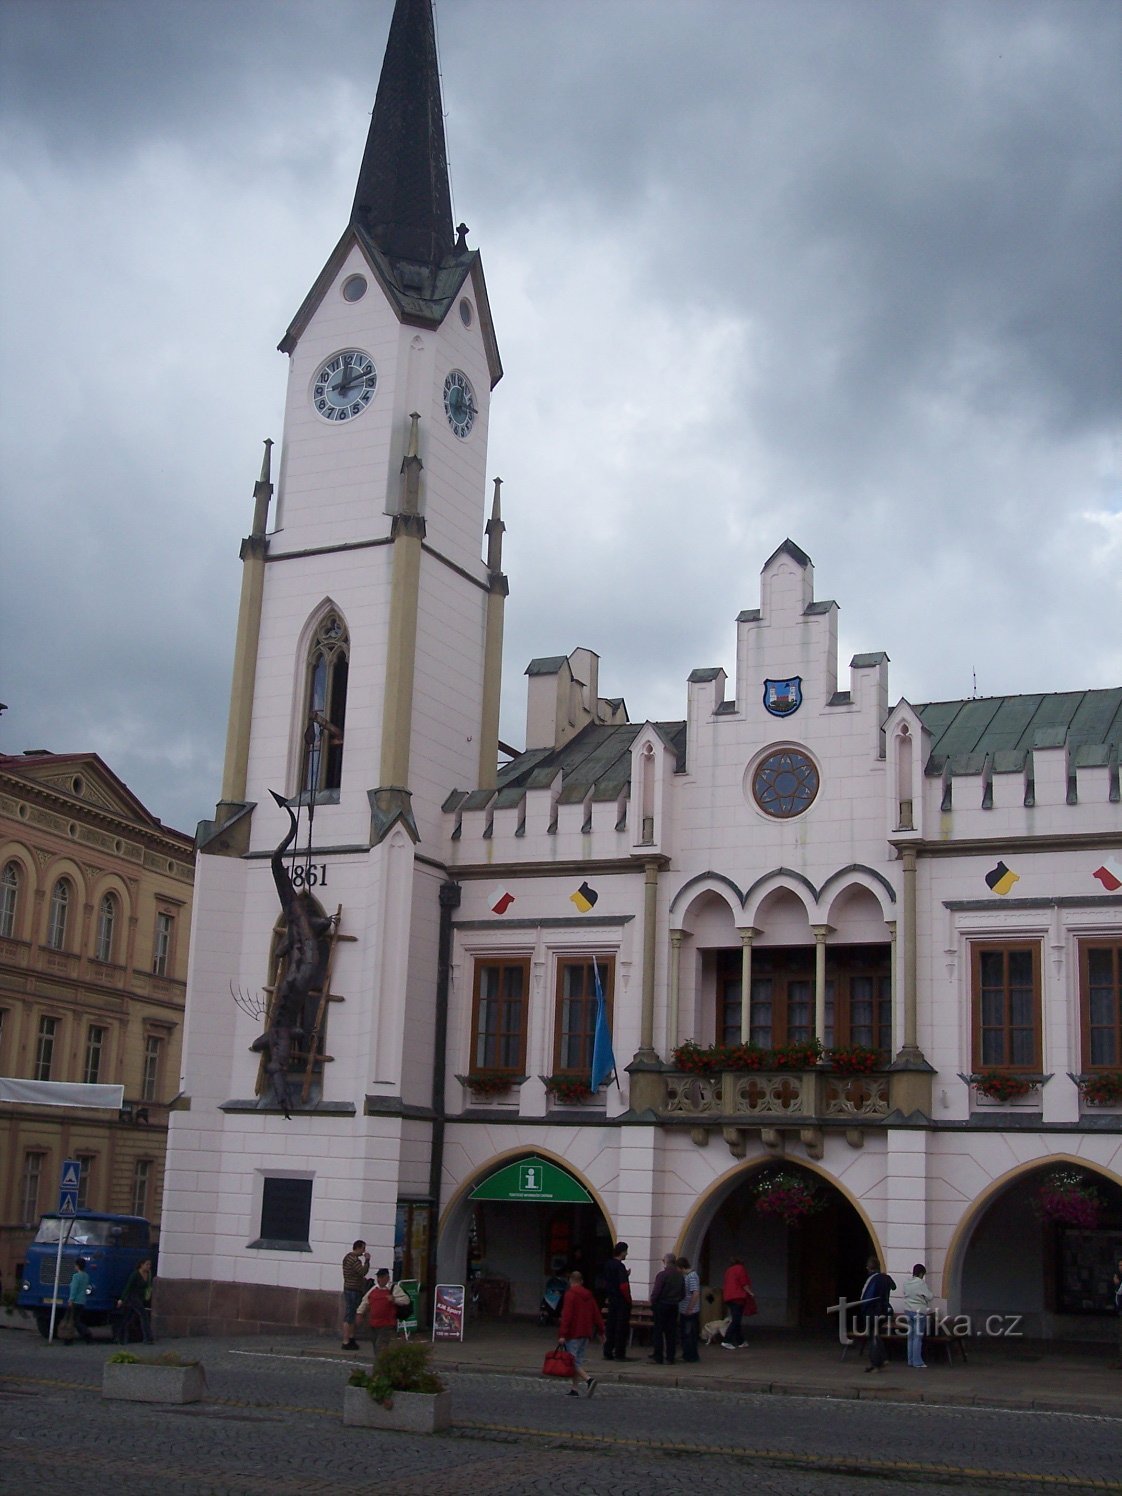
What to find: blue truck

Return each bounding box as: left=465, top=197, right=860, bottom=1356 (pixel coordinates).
left=18, top=1211, right=154, bottom=1339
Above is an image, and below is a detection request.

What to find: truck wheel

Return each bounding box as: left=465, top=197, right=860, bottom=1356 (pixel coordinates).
left=34, top=1309, right=52, bottom=1340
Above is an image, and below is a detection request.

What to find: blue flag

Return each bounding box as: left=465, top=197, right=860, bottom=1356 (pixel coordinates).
left=590, top=958, right=617, bottom=1091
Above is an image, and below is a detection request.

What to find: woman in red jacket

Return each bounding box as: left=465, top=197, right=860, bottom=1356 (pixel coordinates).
left=557, top=1271, right=604, bottom=1397
left=721, top=1256, right=754, bottom=1349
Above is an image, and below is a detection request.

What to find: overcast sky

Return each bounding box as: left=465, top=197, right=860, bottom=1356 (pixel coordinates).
left=1, top=0, right=1119, bottom=835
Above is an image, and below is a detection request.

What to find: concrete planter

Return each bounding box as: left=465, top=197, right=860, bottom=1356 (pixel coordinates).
left=342, top=1382, right=451, bottom=1433
left=102, top=1360, right=206, bottom=1404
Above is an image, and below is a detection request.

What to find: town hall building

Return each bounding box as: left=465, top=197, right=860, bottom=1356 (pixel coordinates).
left=159, top=0, right=1121, bottom=1341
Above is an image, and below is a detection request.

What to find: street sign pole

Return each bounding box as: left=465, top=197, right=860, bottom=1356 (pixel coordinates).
left=49, top=1160, right=81, bottom=1343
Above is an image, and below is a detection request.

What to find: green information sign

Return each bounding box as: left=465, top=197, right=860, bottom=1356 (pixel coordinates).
left=470, top=1156, right=591, bottom=1203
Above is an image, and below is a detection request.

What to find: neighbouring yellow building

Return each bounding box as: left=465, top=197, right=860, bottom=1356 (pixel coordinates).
left=0, top=752, right=194, bottom=1287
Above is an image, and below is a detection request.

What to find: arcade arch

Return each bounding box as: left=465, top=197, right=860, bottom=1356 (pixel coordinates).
left=678, top=1158, right=877, bottom=1329
left=946, top=1156, right=1122, bottom=1339
left=437, top=1150, right=614, bottom=1320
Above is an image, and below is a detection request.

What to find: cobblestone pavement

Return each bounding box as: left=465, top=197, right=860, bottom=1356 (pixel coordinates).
left=1, top=1337, right=1120, bottom=1496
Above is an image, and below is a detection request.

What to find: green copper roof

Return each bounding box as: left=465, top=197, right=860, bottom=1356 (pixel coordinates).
left=917, top=688, right=1122, bottom=775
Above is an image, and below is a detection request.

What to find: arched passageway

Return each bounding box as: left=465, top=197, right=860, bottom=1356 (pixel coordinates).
left=953, top=1160, right=1122, bottom=1339
left=685, top=1162, right=874, bottom=1330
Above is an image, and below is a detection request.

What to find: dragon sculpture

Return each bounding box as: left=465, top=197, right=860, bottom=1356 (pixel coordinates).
left=250, top=790, right=335, bottom=1117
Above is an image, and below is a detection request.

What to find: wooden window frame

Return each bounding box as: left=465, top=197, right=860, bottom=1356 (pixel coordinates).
left=0, top=861, right=19, bottom=939
left=553, top=955, right=614, bottom=1076
left=747, top=948, right=815, bottom=1049
left=95, top=893, right=118, bottom=963
left=21, top=1151, right=45, bottom=1227
left=131, top=1158, right=152, bottom=1219
left=46, top=878, right=70, bottom=951
left=75, top=1154, right=95, bottom=1211
left=141, top=1033, right=164, bottom=1102
left=152, top=911, right=175, bottom=976
left=83, top=1024, right=107, bottom=1085
left=971, top=940, right=1042, bottom=1071
left=824, top=946, right=893, bottom=1054
left=35, top=1014, right=58, bottom=1081
left=1079, top=939, right=1122, bottom=1071
left=469, top=956, right=530, bottom=1074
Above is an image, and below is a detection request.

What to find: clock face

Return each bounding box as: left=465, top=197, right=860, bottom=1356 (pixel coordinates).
left=313, top=350, right=377, bottom=422
left=443, top=368, right=476, bottom=438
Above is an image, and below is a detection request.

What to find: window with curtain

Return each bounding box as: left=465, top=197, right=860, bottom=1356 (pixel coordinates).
left=554, top=957, right=613, bottom=1074
left=1080, top=940, right=1121, bottom=1069
left=972, top=942, right=1041, bottom=1069
left=470, top=957, right=530, bottom=1073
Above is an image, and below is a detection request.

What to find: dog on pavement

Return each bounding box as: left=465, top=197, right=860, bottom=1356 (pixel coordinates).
left=702, top=1316, right=730, bottom=1346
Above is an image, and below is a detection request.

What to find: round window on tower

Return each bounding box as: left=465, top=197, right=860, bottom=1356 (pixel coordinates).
left=342, top=274, right=368, bottom=303
left=459, top=297, right=473, bottom=327
left=748, top=745, right=820, bottom=819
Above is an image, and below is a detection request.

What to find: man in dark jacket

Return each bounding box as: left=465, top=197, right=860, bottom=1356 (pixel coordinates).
left=859, top=1256, right=897, bottom=1371
left=601, top=1241, right=632, bottom=1360
left=649, top=1252, right=685, bottom=1366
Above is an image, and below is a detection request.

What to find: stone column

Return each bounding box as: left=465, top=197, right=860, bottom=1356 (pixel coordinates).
left=640, top=859, right=660, bottom=1055
left=811, top=924, right=832, bottom=1046
left=667, top=929, right=684, bottom=1055
left=736, top=927, right=761, bottom=1044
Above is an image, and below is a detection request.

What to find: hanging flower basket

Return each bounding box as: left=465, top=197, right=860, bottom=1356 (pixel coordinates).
left=1036, top=1170, right=1105, bottom=1229
left=752, top=1170, right=825, bottom=1225
left=824, top=1044, right=883, bottom=1076
left=544, top=1074, right=594, bottom=1104
left=969, top=1070, right=1034, bottom=1103
left=1077, top=1071, right=1122, bottom=1107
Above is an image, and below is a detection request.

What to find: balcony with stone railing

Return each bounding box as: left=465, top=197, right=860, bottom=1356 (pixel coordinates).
left=628, top=1043, right=932, bottom=1156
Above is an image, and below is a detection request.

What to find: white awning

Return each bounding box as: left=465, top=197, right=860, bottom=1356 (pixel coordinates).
left=0, top=1078, right=125, bottom=1109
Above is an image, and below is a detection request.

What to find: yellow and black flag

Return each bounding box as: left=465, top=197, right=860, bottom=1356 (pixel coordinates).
left=569, top=881, right=598, bottom=913
left=985, top=861, right=1020, bottom=896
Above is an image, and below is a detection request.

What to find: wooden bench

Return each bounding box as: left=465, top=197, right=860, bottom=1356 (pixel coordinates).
left=840, top=1325, right=968, bottom=1366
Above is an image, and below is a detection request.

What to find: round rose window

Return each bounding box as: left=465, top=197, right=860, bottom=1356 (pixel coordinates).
left=751, top=748, right=820, bottom=818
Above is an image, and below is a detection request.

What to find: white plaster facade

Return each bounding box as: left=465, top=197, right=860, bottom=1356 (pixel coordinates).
left=160, top=0, right=1120, bottom=1341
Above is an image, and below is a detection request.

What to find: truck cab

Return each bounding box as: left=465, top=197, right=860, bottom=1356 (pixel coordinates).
left=18, top=1212, right=154, bottom=1339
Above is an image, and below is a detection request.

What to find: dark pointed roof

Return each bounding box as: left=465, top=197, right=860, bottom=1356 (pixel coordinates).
left=352, top=0, right=453, bottom=266
left=279, top=0, right=502, bottom=382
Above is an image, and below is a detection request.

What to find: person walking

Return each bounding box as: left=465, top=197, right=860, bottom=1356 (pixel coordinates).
left=649, top=1252, right=685, bottom=1365
left=357, top=1267, right=398, bottom=1360
left=1112, top=1254, right=1122, bottom=1369
left=341, top=1238, right=369, bottom=1350
left=115, top=1257, right=155, bottom=1344
left=65, top=1257, right=93, bottom=1343
left=859, top=1255, right=897, bottom=1371
left=678, top=1256, right=701, bottom=1362
left=721, top=1256, right=753, bottom=1349
left=602, top=1241, right=632, bottom=1361
left=901, top=1263, right=934, bottom=1368
left=557, top=1270, right=604, bottom=1397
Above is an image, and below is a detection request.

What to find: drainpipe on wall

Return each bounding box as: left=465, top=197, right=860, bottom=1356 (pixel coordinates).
left=425, top=878, right=460, bottom=1311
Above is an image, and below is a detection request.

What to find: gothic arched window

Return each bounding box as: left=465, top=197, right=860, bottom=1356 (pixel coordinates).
left=47, top=878, right=71, bottom=950
left=0, top=861, right=19, bottom=939
left=95, top=893, right=118, bottom=963
left=301, top=612, right=349, bottom=796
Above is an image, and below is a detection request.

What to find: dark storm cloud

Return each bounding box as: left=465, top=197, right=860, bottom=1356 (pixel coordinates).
left=1, top=0, right=1118, bottom=830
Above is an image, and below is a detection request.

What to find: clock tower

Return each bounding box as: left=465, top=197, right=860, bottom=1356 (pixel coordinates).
left=160, top=0, right=506, bottom=1331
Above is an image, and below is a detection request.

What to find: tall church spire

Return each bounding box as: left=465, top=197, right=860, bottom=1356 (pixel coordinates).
left=351, top=0, right=454, bottom=267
